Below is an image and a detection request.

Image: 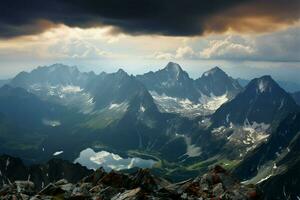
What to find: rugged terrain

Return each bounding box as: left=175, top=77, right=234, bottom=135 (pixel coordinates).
left=0, top=63, right=299, bottom=199
left=0, top=155, right=259, bottom=200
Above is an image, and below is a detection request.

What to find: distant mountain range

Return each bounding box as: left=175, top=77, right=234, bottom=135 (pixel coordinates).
left=0, top=62, right=299, bottom=199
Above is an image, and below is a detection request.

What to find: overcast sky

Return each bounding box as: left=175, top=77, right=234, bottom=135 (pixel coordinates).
left=0, top=0, right=299, bottom=82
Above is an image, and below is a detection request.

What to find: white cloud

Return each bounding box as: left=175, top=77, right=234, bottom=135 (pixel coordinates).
left=49, top=38, right=111, bottom=59
left=149, top=25, right=300, bottom=62
left=151, top=51, right=174, bottom=60
left=175, top=46, right=197, bottom=59
left=199, top=36, right=255, bottom=59
left=150, top=46, right=197, bottom=60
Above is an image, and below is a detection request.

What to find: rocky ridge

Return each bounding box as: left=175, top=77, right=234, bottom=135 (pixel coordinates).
left=0, top=163, right=260, bottom=200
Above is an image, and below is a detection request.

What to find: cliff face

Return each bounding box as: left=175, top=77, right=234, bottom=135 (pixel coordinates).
left=0, top=156, right=260, bottom=200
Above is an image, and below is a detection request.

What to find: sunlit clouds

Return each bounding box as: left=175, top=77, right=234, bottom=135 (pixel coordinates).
left=0, top=21, right=299, bottom=82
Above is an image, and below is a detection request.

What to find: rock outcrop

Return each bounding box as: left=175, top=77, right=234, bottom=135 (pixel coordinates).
left=0, top=163, right=260, bottom=200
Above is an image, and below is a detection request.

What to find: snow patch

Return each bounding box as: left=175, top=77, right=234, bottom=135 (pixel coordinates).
left=5, top=158, right=10, bottom=171
left=212, top=126, right=227, bottom=136
left=61, top=85, right=83, bottom=93
left=140, top=105, right=146, bottom=112
left=243, top=119, right=270, bottom=136
left=278, top=98, right=285, bottom=110
left=257, top=80, right=270, bottom=93
left=53, top=151, right=64, bottom=156
left=108, top=102, right=128, bottom=112
left=150, top=91, right=228, bottom=118
left=199, top=93, right=228, bottom=111
left=257, top=174, right=273, bottom=184
left=42, top=119, right=61, bottom=127
left=29, top=84, right=95, bottom=114
left=212, top=120, right=270, bottom=154
left=176, top=133, right=201, bottom=158
left=109, top=103, right=121, bottom=109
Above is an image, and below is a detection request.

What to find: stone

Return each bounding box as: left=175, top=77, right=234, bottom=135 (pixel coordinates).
left=55, top=179, right=68, bottom=185
left=14, top=181, right=35, bottom=195
left=212, top=183, right=224, bottom=197
left=111, top=187, right=142, bottom=200
left=38, top=183, right=65, bottom=196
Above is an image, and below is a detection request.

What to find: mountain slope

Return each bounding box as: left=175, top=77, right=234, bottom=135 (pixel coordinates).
left=212, top=75, right=298, bottom=126
left=292, top=91, right=300, bottom=105
left=0, top=85, right=67, bottom=127
left=0, top=85, right=90, bottom=164
left=86, top=70, right=174, bottom=150
left=0, top=79, right=10, bottom=88
left=260, top=159, right=300, bottom=200
left=233, top=112, right=300, bottom=180
left=232, top=112, right=300, bottom=199
left=10, top=64, right=97, bottom=113
left=204, top=76, right=299, bottom=160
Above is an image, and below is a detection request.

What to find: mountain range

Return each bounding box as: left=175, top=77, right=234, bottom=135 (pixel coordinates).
left=137, top=62, right=242, bottom=117
left=0, top=62, right=299, bottom=199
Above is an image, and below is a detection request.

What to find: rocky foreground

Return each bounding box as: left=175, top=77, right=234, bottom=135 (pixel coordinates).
left=0, top=164, right=260, bottom=200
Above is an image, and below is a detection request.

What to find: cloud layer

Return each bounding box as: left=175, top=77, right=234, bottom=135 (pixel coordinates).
left=151, top=26, right=300, bottom=62
left=0, top=0, right=299, bottom=38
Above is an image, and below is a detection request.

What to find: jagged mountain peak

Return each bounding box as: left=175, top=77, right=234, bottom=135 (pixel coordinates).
left=161, top=62, right=188, bottom=81
left=247, top=75, right=277, bottom=94
left=196, top=66, right=242, bottom=97
left=115, top=68, right=129, bottom=76
left=212, top=76, right=298, bottom=126
left=164, top=62, right=183, bottom=72
left=136, top=62, right=195, bottom=100
left=202, top=66, right=226, bottom=77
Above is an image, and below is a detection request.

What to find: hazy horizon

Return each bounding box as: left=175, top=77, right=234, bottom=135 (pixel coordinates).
left=1, top=60, right=300, bottom=86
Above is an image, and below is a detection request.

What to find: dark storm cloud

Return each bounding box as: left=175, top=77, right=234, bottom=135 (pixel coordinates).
left=0, top=0, right=299, bottom=38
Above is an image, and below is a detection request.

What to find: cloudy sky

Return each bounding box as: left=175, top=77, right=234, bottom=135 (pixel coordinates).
left=0, top=0, right=299, bottom=82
